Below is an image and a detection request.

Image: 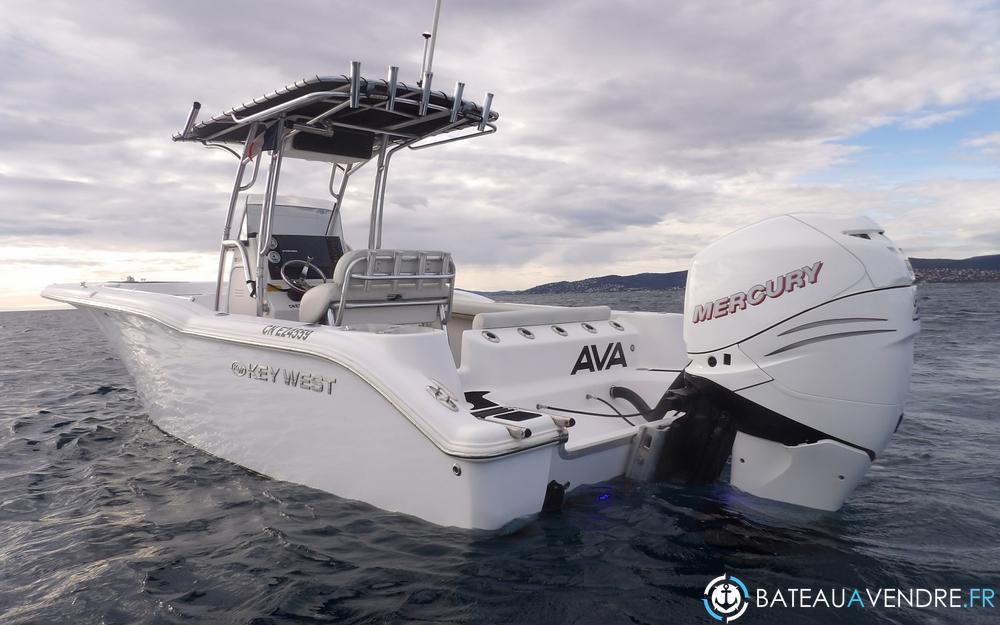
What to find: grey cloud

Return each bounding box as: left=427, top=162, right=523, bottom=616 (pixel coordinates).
left=0, top=0, right=998, bottom=291
left=0, top=224, right=88, bottom=237
left=11, top=257, right=103, bottom=267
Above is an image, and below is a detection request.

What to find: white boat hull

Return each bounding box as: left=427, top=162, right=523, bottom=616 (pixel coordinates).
left=43, top=214, right=919, bottom=529
left=48, top=283, right=674, bottom=530
left=89, top=309, right=552, bottom=529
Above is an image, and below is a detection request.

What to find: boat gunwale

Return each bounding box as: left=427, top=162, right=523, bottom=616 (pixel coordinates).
left=41, top=283, right=569, bottom=461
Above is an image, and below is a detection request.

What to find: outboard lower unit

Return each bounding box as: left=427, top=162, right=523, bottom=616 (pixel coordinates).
left=663, top=213, right=918, bottom=511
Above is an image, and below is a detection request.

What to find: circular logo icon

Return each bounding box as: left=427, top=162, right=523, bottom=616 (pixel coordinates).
left=703, top=574, right=749, bottom=622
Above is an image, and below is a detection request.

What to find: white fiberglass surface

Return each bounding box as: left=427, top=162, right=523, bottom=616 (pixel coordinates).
left=104, top=281, right=216, bottom=299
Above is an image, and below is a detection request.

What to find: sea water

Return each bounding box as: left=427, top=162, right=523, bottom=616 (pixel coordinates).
left=0, top=283, right=997, bottom=624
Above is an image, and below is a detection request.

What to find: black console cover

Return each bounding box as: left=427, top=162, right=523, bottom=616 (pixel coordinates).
left=266, top=235, right=345, bottom=281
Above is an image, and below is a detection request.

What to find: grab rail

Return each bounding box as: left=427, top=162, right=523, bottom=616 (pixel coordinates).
left=213, top=239, right=255, bottom=312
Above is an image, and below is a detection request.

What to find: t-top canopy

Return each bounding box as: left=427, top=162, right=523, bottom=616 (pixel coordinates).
left=173, top=68, right=498, bottom=161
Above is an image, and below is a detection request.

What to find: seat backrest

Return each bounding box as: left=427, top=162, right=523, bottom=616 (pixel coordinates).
left=299, top=249, right=455, bottom=326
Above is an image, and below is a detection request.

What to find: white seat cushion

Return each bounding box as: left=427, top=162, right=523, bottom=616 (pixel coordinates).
left=298, top=282, right=340, bottom=324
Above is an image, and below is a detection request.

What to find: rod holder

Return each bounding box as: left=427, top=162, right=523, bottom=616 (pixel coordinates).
left=478, top=92, right=493, bottom=131
left=449, top=82, right=465, bottom=122
left=482, top=415, right=532, bottom=440
left=386, top=65, right=399, bottom=111
left=181, top=101, right=201, bottom=138
left=419, top=71, right=433, bottom=116
left=349, top=61, right=362, bottom=108
left=549, top=415, right=576, bottom=428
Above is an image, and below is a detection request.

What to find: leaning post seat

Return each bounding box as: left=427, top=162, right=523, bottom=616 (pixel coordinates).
left=299, top=249, right=455, bottom=326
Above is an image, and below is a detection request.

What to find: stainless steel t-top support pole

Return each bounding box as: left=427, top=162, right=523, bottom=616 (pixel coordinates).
left=214, top=121, right=260, bottom=311
left=256, top=122, right=287, bottom=316
left=367, top=135, right=390, bottom=249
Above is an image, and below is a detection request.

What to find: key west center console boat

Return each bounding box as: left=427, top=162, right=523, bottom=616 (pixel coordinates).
left=43, top=47, right=919, bottom=530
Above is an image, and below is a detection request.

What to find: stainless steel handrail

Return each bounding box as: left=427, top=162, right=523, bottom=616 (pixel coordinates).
left=255, top=123, right=287, bottom=316
left=227, top=87, right=351, bottom=125
left=304, top=100, right=352, bottom=126
left=341, top=297, right=451, bottom=309
left=214, top=122, right=261, bottom=311
left=335, top=254, right=367, bottom=324
left=202, top=143, right=242, bottom=159
left=408, top=123, right=497, bottom=150
left=238, top=151, right=262, bottom=192
left=213, top=240, right=255, bottom=313
left=326, top=161, right=363, bottom=235
left=338, top=272, right=456, bottom=281
left=225, top=241, right=254, bottom=282
left=327, top=120, right=418, bottom=139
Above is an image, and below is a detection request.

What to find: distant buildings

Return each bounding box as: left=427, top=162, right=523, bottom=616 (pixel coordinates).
left=914, top=268, right=1000, bottom=283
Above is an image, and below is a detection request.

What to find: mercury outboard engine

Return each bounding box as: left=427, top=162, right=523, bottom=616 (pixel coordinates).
left=675, top=213, right=919, bottom=511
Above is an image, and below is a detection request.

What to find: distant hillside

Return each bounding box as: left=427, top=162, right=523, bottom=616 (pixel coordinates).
left=523, top=271, right=688, bottom=294
left=509, top=255, right=1000, bottom=295
left=908, top=254, right=1000, bottom=270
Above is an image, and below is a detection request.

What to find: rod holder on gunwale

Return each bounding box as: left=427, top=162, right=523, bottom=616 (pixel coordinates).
left=450, top=82, right=465, bottom=122
left=549, top=415, right=576, bottom=428
left=386, top=65, right=399, bottom=111
left=482, top=415, right=531, bottom=440
left=419, top=72, right=433, bottom=116
left=478, top=93, right=493, bottom=131
left=349, top=61, right=362, bottom=108
left=181, top=101, right=201, bottom=138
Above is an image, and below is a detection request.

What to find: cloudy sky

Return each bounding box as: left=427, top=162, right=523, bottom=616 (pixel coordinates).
left=2, top=0, right=999, bottom=309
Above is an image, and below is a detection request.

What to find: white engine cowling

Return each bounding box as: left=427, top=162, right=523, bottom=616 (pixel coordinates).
left=682, top=213, right=919, bottom=511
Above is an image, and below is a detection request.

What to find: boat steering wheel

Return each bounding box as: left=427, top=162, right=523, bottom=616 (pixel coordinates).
left=279, top=259, right=327, bottom=294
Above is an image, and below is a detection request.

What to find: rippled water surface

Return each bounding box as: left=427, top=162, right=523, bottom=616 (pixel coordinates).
left=1, top=283, right=998, bottom=624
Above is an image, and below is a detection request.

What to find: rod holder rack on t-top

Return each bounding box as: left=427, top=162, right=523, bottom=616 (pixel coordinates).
left=173, top=61, right=497, bottom=156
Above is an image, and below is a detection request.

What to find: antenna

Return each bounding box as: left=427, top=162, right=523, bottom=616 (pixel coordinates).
left=419, top=0, right=443, bottom=81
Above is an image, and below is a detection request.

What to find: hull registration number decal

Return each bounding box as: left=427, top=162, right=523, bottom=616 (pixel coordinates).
left=262, top=324, right=313, bottom=340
